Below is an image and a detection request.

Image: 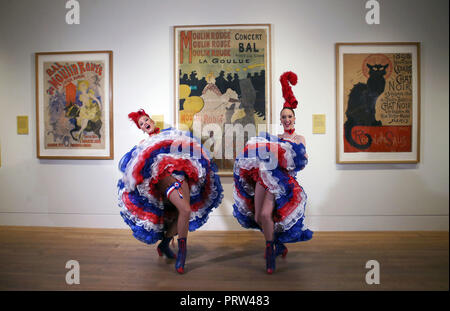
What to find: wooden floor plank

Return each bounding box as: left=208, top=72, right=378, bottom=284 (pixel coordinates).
left=0, top=226, right=448, bottom=291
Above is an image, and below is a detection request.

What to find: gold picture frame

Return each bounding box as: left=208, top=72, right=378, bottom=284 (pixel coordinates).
left=35, top=51, right=114, bottom=159
left=336, top=42, right=421, bottom=164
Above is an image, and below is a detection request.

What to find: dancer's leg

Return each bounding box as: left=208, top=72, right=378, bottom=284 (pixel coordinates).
left=254, top=181, right=266, bottom=227
left=176, top=178, right=190, bottom=238
left=255, top=180, right=277, bottom=271
left=259, top=191, right=275, bottom=241
left=157, top=202, right=179, bottom=259
left=254, top=181, right=275, bottom=241
left=157, top=175, right=191, bottom=273
left=173, top=179, right=190, bottom=274
left=157, top=176, right=191, bottom=238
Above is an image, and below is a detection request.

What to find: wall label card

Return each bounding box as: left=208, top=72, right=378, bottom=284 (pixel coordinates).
left=312, top=114, right=326, bottom=134
left=17, top=116, right=29, bottom=135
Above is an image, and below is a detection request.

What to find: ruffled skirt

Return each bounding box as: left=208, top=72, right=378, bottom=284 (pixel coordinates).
left=117, top=128, right=223, bottom=244
left=232, top=133, right=313, bottom=243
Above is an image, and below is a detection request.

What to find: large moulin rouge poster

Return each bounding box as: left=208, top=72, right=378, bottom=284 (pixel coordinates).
left=174, top=24, right=272, bottom=175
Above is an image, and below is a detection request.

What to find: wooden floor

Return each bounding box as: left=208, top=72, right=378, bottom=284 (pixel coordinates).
left=0, top=226, right=448, bottom=291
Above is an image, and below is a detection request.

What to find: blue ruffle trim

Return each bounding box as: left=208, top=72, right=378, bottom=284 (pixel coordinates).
left=118, top=145, right=137, bottom=173
left=120, top=211, right=162, bottom=244
left=126, top=189, right=164, bottom=216
left=232, top=204, right=313, bottom=243
left=232, top=204, right=259, bottom=229
left=258, top=132, right=308, bottom=172
left=189, top=169, right=224, bottom=231
left=276, top=221, right=314, bottom=243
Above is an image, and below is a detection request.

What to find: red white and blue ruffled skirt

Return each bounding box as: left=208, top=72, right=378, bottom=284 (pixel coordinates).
left=233, top=132, right=313, bottom=243
left=117, top=128, right=223, bottom=244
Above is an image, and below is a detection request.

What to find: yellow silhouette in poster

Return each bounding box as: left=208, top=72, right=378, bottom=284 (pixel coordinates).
left=179, top=84, right=204, bottom=131
left=75, top=80, right=102, bottom=141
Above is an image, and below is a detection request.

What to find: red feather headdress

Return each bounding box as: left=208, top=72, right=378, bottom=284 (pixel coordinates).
left=280, top=71, right=298, bottom=110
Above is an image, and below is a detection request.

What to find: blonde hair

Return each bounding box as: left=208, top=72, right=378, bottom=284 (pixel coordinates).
left=77, top=80, right=89, bottom=90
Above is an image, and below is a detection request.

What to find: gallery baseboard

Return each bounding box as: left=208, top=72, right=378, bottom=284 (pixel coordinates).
left=0, top=213, right=448, bottom=231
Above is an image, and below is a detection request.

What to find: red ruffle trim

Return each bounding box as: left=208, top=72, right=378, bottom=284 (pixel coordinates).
left=122, top=191, right=163, bottom=225
left=148, top=157, right=199, bottom=198
left=237, top=167, right=304, bottom=222
left=274, top=176, right=303, bottom=222
left=147, top=157, right=212, bottom=213
left=132, top=139, right=209, bottom=185
left=191, top=170, right=211, bottom=212
left=235, top=182, right=255, bottom=214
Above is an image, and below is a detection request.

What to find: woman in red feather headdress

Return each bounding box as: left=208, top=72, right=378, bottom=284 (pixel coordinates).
left=232, top=72, right=313, bottom=274
left=118, top=109, right=223, bottom=274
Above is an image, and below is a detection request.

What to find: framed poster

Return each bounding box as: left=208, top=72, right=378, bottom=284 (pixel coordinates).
left=35, top=51, right=113, bottom=159
left=336, top=42, right=420, bottom=164
left=174, top=24, right=272, bottom=175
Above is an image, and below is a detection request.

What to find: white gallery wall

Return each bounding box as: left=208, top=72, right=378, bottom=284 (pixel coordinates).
left=0, top=0, right=448, bottom=231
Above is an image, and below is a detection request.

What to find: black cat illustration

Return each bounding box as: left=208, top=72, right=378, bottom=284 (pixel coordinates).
left=344, top=63, right=389, bottom=150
